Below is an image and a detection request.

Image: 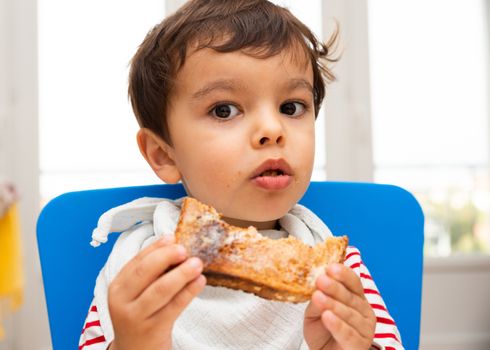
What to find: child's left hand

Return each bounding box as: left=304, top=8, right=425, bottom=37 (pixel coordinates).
left=303, top=263, right=376, bottom=350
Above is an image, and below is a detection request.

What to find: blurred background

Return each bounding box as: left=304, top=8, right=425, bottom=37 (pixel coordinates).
left=0, top=0, right=489, bottom=349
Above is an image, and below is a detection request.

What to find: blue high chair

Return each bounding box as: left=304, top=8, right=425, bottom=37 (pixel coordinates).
left=37, top=181, right=424, bottom=350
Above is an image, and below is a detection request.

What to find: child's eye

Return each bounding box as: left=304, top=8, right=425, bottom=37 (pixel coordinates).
left=210, top=103, right=240, bottom=120
left=280, top=102, right=305, bottom=117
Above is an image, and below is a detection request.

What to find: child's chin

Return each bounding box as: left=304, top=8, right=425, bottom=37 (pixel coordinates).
left=239, top=208, right=291, bottom=226
left=218, top=197, right=300, bottom=228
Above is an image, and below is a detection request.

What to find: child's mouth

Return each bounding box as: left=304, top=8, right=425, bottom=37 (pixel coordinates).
left=259, top=169, right=285, bottom=177
left=251, top=158, right=292, bottom=178
left=252, top=169, right=293, bottom=191
left=253, top=171, right=292, bottom=190
left=252, top=159, right=293, bottom=190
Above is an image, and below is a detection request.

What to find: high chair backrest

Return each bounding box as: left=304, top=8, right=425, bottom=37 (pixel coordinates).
left=37, top=181, right=424, bottom=350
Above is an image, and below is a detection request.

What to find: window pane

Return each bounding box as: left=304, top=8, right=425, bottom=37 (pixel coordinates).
left=38, top=0, right=166, bottom=201
left=368, top=0, right=490, bottom=255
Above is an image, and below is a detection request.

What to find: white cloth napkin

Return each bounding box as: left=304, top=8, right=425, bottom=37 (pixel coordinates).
left=91, top=197, right=334, bottom=349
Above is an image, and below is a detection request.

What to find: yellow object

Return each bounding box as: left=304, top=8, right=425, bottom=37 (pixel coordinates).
left=0, top=203, right=23, bottom=340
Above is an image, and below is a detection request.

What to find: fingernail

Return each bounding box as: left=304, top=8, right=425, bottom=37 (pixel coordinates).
left=176, top=245, right=187, bottom=256
left=330, top=263, right=342, bottom=276
left=323, top=310, right=336, bottom=322
left=188, top=257, right=203, bottom=271
left=316, top=291, right=328, bottom=305
left=197, top=275, right=207, bottom=287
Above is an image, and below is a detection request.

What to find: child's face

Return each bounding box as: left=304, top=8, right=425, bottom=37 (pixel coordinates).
left=166, top=47, right=315, bottom=229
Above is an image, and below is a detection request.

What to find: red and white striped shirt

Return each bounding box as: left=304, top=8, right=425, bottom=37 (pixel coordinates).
left=79, top=246, right=403, bottom=349
left=343, top=247, right=403, bottom=350
left=79, top=304, right=107, bottom=350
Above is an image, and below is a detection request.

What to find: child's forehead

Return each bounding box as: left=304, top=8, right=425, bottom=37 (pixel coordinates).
left=180, top=48, right=312, bottom=86
left=183, top=41, right=312, bottom=74
left=169, top=46, right=314, bottom=103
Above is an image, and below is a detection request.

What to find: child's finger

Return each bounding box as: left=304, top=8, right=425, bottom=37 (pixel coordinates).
left=326, top=263, right=364, bottom=297
left=110, top=241, right=187, bottom=301
left=314, top=290, right=375, bottom=340
left=321, top=310, right=372, bottom=349
left=154, top=274, right=207, bottom=325
left=135, top=257, right=204, bottom=318
left=135, top=235, right=176, bottom=259
left=316, top=273, right=373, bottom=320
left=304, top=290, right=327, bottom=319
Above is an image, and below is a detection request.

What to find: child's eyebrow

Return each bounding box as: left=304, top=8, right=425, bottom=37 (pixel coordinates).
left=190, top=78, right=313, bottom=100
left=286, top=78, right=314, bottom=94
left=191, top=79, right=241, bottom=100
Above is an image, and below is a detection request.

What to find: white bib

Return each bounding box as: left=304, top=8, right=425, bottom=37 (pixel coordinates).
left=91, top=197, right=333, bottom=349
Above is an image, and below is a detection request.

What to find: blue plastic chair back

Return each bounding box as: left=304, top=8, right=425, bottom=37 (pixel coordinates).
left=37, top=181, right=424, bottom=350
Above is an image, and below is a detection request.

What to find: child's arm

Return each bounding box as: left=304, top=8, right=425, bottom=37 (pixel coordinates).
left=79, top=301, right=106, bottom=349
left=303, top=247, right=403, bottom=350
left=106, top=236, right=205, bottom=350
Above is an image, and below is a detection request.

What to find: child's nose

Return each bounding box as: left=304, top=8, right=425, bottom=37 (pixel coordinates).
left=251, top=111, right=285, bottom=148
left=258, top=134, right=283, bottom=146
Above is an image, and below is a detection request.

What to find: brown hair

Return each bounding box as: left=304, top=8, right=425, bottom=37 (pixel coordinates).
left=128, top=0, right=339, bottom=144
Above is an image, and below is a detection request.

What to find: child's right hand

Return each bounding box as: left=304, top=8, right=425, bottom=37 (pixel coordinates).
left=107, top=236, right=206, bottom=350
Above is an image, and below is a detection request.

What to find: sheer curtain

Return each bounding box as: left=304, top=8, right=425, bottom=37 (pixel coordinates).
left=38, top=0, right=166, bottom=202
left=368, top=0, right=490, bottom=255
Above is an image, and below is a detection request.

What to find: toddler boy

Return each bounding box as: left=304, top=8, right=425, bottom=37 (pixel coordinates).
left=79, top=0, right=403, bottom=349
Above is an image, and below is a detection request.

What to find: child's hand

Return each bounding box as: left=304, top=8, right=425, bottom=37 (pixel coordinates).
left=107, top=236, right=206, bottom=350
left=303, top=263, right=376, bottom=350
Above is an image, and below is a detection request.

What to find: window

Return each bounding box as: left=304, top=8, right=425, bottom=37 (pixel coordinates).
left=38, top=0, right=327, bottom=203
left=38, top=0, right=166, bottom=202
left=368, top=0, right=490, bottom=255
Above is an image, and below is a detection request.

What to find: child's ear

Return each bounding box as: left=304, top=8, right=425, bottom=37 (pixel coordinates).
left=137, top=128, right=182, bottom=184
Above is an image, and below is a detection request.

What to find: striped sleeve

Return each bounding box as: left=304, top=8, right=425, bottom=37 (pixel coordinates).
left=344, top=246, right=404, bottom=350
left=79, top=300, right=108, bottom=350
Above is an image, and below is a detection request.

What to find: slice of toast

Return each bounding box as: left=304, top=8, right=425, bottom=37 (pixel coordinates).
left=174, top=197, right=348, bottom=303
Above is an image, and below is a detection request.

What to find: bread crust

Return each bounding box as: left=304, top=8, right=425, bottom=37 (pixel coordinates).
left=174, top=197, right=348, bottom=303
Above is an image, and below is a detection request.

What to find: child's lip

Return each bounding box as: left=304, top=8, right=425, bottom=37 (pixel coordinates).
left=251, top=158, right=293, bottom=179
left=252, top=174, right=293, bottom=190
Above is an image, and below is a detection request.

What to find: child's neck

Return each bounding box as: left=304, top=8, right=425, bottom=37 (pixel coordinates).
left=222, top=216, right=279, bottom=231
